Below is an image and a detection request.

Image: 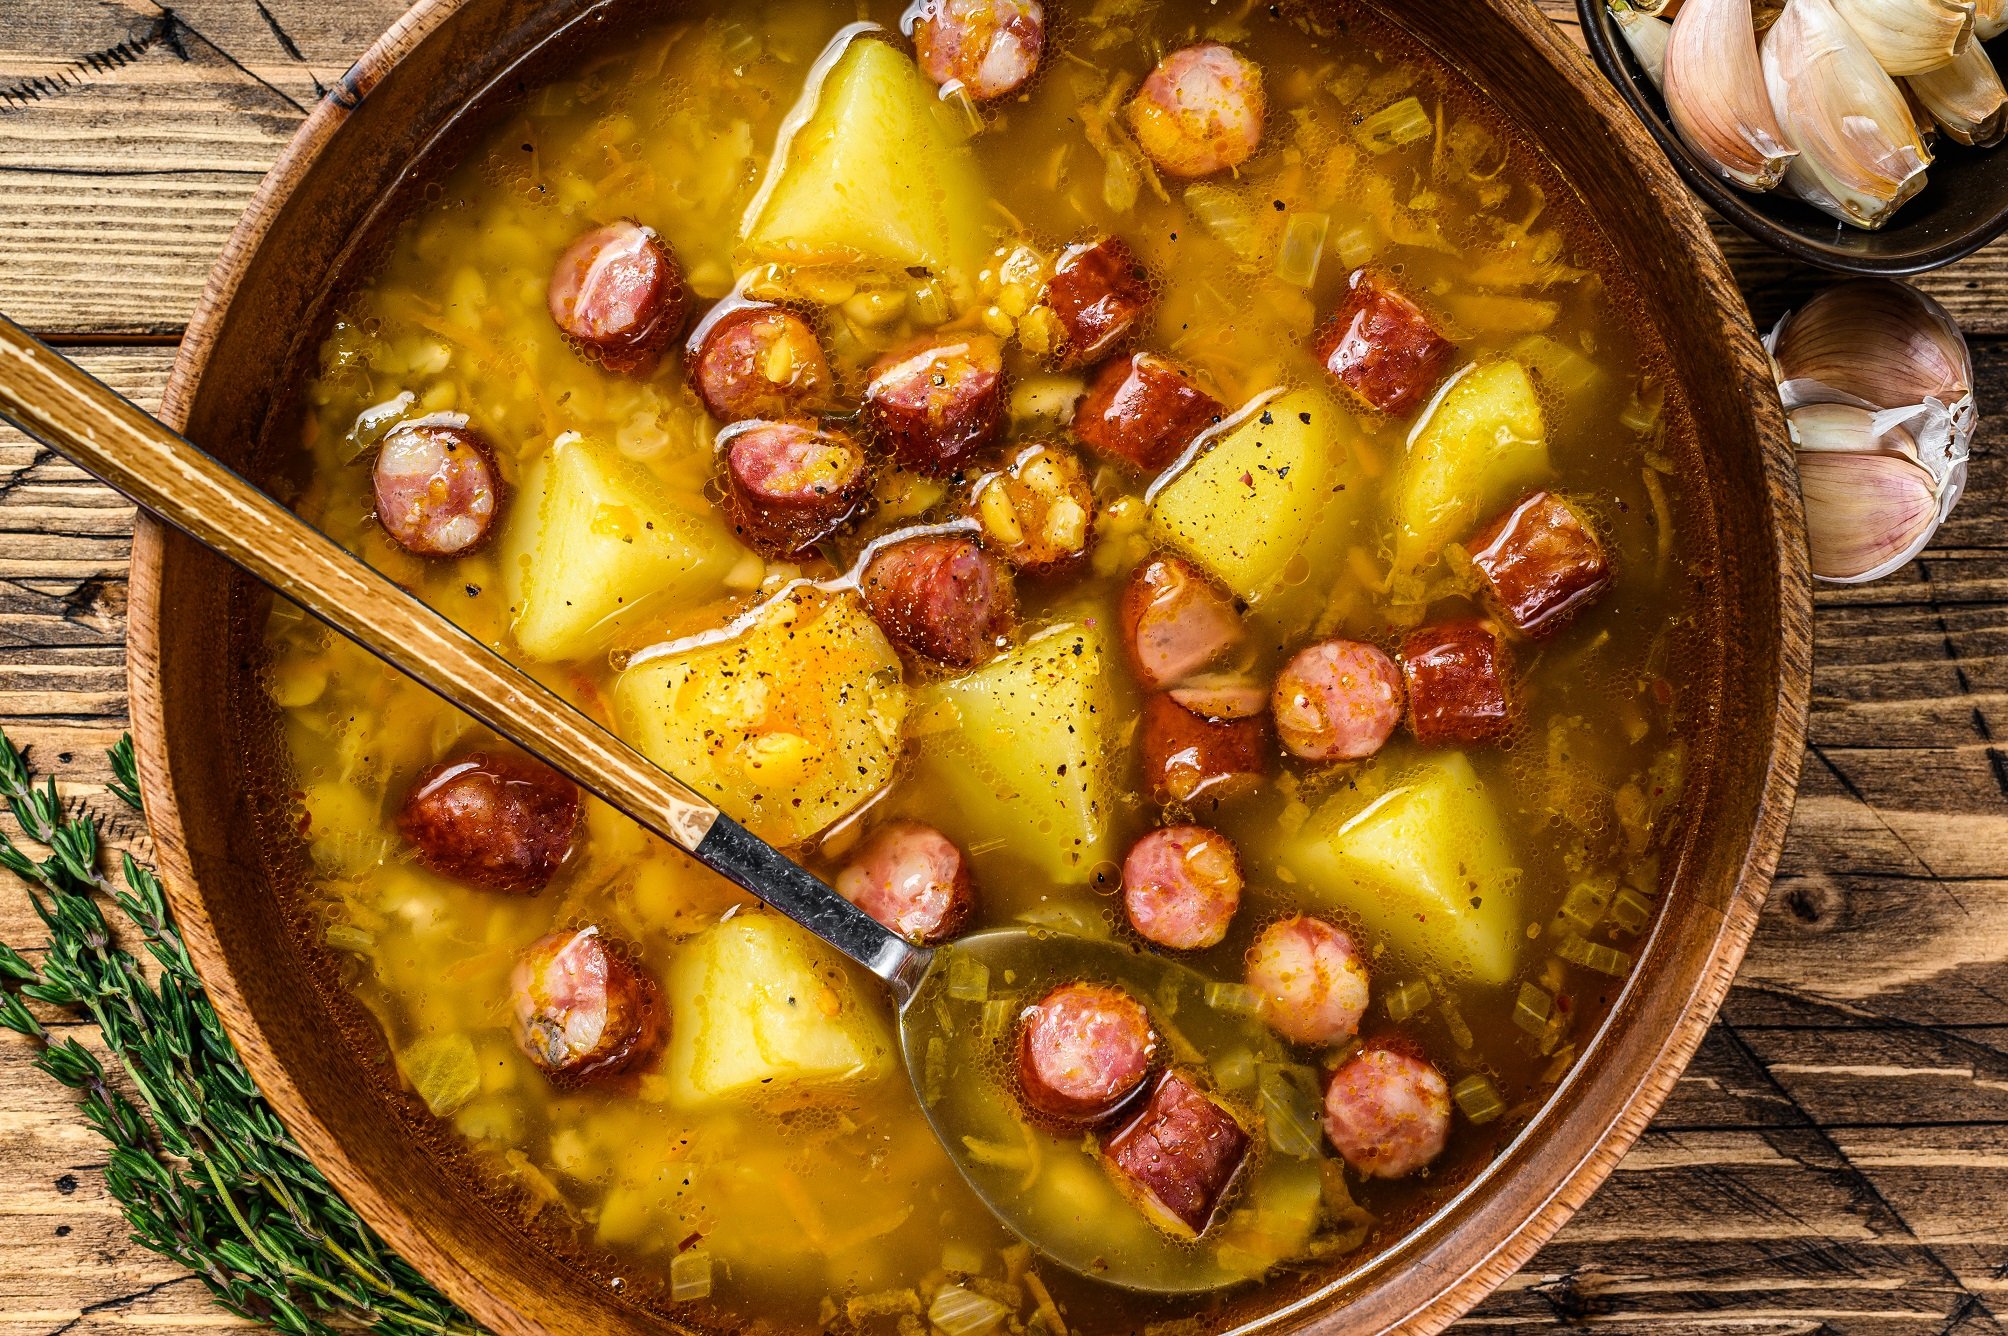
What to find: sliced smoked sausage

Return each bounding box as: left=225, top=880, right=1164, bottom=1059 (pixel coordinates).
left=1072, top=353, right=1222, bottom=473
left=1313, top=269, right=1456, bottom=418
left=1401, top=619, right=1513, bottom=746
left=1122, top=825, right=1242, bottom=951
left=510, top=926, right=664, bottom=1086
left=720, top=419, right=871, bottom=557
left=1467, top=491, right=1614, bottom=638
left=396, top=750, right=581, bottom=893
left=911, top=0, right=1045, bottom=101
left=1271, top=638, right=1404, bottom=762
left=1127, top=44, right=1266, bottom=179
left=1119, top=554, right=1245, bottom=691
left=372, top=421, right=503, bottom=558
left=1101, top=1068, right=1251, bottom=1238
left=1016, top=981, right=1158, bottom=1125
left=1321, top=1043, right=1452, bottom=1179
left=859, top=534, right=1016, bottom=667
left=864, top=332, right=1006, bottom=476
left=835, top=820, right=976, bottom=945
left=547, top=219, right=686, bottom=374
left=1141, top=692, right=1270, bottom=806
left=1245, top=915, right=1370, bottom=1047
left=1036, top=236, right=1153, bottom=369
left=687, top=302, right=833, bottom=423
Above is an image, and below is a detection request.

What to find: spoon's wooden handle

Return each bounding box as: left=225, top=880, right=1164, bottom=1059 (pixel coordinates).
left=0, top=314, right=726, bottom=847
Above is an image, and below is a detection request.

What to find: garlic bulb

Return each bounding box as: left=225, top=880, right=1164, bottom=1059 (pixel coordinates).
left=1829, top=0, right=1974, bottom=76
left=1666, top=0, right=1799, bottom=190
left=1769, top=280, right=1974, bottom=583
left=1761, top=0, right=1933, bottom=229
left=1907, top=38, right=2008, bottom=146
left=1618, top=10, right=1673, bottom=88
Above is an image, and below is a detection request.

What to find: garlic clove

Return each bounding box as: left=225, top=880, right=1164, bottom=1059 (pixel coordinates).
left=1665, top=0, right=1800, bottom=190
left=1977, top=0, right=2007, bottom=39
left=1901, top=80, right=1945, bottom=151
left=1788, top=400, right=1922, bottom=460
left=1906, top=38, right=2008, bottom=145
left=1796, top=447, right=1948, bottom=582
left=1761, top=0, right=1933, bottom=229
left=1618, top=10, right=1674, bottom=88
left=1830, top=0, right=1974, bottom=76
left=1769, top=278, right=1972, bottom=413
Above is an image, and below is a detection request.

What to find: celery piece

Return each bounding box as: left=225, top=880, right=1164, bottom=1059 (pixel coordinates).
left=981, top=996, right=1016, bottom=1041
left=1384, top=977, right=1433, bottom=1022
left=1357, top=97, right=1433, bottom=154
left=1558, top=878, right=1614, bottom=934
left=1450, top=1073, right=1506, bottom=1125
left=1205, top=980, right=1266, bottom=1016
left=1276, top=212, right=1331, bottom=288
left=947, top=953, right=990, bottom=1003
left=1512, top=982, right=1553, bottom=1037
left=669, top=1249, right=714, bottom=1301
left=1556, top=936, right=1634, bottom=977
left=1611, top=887, right=1656, bottom=935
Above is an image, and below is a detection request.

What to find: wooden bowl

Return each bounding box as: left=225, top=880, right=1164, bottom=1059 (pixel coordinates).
left=129, top=0, right=1811, bottom=1331
left=1578, top=0, right=2008, bottom=276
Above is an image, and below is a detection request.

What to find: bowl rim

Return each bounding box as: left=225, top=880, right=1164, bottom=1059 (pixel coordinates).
left=1576, top=0, right=2008, bottom=277
left=127, top=0, right=1812, bottom=1332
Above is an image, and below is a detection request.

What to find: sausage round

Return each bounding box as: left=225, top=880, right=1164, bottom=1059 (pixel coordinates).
left=547, top=219, right=686, bottom=374
left=859, top=534, right=1016, bottom=667
left=1467, top=490, right=1614, bottom=638
left=1141, top=692, right=1271, bottom=806
left=1401, top=619, right=1513, bottom=746
left=1126, top=44, right=1266, bottom=179
left=1122, top=825, right=1242, bottom=951
left=835, top=820, right=977, bottom=945
left=1072, top=353, right=1223, bottom=473
left=1036, top=236, right=1153, bottom=369
left=720, top=419, right=871, bottom=558
left=1272, top=639, right=1404, bottom=762
left=911, top=0, right=1045, bottom=101
left=1313, top=269, right=1457, bottom=418
left=396, top=751, right=580, bottom=893
left=1245, top=915, right=1369, bottom=1046
left=371, top=422, right=502, bottom=558
left=687, top=302, right=833, bottom=423
left=864, top=333, right=1006, bottom=476
left=1017, top=981, right=1158, bottom=1125
left=970, top=441, right=1096, bottom=576
left=1321, top=1044, right=1453, bottom=1179
left=1120, top=554, right=1245, bottom=691
left=1101, top=1068, right=1251, bottom=1238
left=510, top=926, right=664, bottom=1086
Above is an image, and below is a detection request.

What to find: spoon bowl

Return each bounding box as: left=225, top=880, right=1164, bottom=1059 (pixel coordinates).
left=902, top=928, right=1298, bottom=1295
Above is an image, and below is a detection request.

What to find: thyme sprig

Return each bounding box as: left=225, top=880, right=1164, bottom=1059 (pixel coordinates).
left=0, top=730, right=485, bottom=1336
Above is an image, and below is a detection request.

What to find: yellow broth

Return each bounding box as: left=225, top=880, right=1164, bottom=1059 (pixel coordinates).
left=270, top=0, right=1702, bottom=1328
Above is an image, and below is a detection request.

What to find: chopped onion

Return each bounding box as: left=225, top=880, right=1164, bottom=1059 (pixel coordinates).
left=947, top=953, right=990, bottom=1002
left=1557, top=936, right=1634, bottom=977
left=1332, top=220, right=1381, bottom=270
left=1510, top=334, right=1605, bottom=400
left=1383, top=977, right=1433, bottom=1022
left=1212, top=1045, right=1258, bottom=1091
left=929, top=1283, right=1009, bottom=1336
left=1185, top=184, right=1263, bottom=260
left=1557, top=878, right=1614, bottom=934
left=1276, top=212, right=1331, bottom=288
left=980, top=996, right=1016, bottom=1040
left=670, top=1248, right=714, bottom=1301
left=1356, top=96, right=1434, bottom=154
left=1512, top=982, right=1553, bottom=1037
left=400, top=1033, right=479, bottom=1117
left=1620, top=380, right=1666, bottom=434
left=1450, top=1073, right=1506, bottom=1125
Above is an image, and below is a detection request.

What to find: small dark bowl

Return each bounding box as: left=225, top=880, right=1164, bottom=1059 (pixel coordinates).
left=1578, top=0, right=2008, bottom=275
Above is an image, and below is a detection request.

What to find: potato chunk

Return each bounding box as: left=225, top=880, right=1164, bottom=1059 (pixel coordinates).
left=1147, top=388, right=1368, bottom=607
left=663, top=912, right=893, bottom=1107
left=1391, top=360, right=1550, bottom=576
left=741, top=35, right=989, bottom=279
left=1283, top=752, right=1523, bottom=983
left=912, top=622, right=1119, bottom=887
left=503, top=434, right=744, bottom=661
left=613, top=587, right=907, bottom=847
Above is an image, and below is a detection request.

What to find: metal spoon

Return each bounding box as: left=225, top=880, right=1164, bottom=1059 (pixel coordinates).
left=0, top=314, right=1297, bottom=1293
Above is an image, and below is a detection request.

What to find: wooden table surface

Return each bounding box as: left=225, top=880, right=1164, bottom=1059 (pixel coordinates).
left=2, top=2, right=2006, bottom=1332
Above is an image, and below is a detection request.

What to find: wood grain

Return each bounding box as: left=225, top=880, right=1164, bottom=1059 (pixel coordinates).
left=0, top=0, right=2001, bottom=1333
